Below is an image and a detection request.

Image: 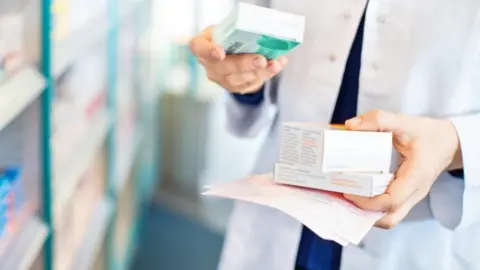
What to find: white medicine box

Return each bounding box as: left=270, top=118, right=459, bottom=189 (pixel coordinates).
left=279, top=123, right=393, bottom=174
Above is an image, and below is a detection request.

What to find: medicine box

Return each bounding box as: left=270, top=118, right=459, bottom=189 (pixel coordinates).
left=212, top=2, right=305, bottom=60
left=274, top=163, right=393, bottom=197
left=279, top=123, right=393, bottom=174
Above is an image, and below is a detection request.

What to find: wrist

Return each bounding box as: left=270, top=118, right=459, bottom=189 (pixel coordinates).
left=232, top=85, right=265, bottom=106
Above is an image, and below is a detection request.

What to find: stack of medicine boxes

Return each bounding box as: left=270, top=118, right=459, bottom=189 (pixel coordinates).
left=274, top=123, right=394, bottom=197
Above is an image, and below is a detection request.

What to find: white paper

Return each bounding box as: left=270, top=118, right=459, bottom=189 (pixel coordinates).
left=203, top=174, right=384, bottom=246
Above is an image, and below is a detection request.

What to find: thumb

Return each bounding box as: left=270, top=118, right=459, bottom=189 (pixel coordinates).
left=345, top=110, right=405, bottom=133
left=189, top=26, right=226, bottom=61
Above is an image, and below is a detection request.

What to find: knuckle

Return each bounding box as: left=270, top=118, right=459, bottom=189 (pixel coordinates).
left=371, top=109, right=385, bottom=120
left=388, top=202, right=400, bottom=213
left=372, top=109, right=389, bottom=127
left=387, top=197, right=401, bottom=213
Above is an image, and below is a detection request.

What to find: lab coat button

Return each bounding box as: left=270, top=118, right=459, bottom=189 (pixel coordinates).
left=377, top=15, right=386, bottom=24
left=372, top=62, right=379, bottom=71
left=329, top=54, right=337, bottom=62
left=343, top=10, right=352, bottom=20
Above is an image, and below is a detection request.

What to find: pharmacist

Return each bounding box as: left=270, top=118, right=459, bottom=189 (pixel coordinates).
left=190, top=1, right=480, bottom=270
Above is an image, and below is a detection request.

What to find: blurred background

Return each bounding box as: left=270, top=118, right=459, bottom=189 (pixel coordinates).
left=0, top=0, right=266, bottom=269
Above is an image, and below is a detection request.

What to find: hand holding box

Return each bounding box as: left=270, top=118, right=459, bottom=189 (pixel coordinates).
left=212, top=2, right=305, bottom=60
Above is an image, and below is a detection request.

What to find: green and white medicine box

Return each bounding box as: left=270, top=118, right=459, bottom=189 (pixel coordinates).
left=212, top=2, right=305, bottom=60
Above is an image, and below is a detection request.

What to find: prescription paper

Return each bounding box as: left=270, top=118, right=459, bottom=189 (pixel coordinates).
left=202, top=174, right=384, bottom=246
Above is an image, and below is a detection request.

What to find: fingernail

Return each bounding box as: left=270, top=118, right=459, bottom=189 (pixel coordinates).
left=268, top=61, right=281, bottom=73
left=346, top=117, right=362, bottom=127
left=252, top=57, right=266, bottom=68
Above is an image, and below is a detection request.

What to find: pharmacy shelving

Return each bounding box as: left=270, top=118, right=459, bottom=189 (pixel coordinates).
left=71, top=197, right=114, bottom=270
left=53, top=12, right=109, bottom=78
left=0, top=0, right=159, bottom=270
left=0, top=216, right=48, bottom=270
left=0, top=0, right=156, bottom=268
left=52, top=111, right=112, bottom=225
left=0, top=67, right=45, bottom=132
left=114, top=132, right=144, bottom=196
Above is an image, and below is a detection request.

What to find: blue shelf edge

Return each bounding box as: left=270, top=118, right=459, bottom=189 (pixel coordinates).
left=40, top=0, right=54, bottom=269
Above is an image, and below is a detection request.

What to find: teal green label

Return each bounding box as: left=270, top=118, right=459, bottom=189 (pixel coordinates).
left=256, top=35, right=300, bottom=59
left=217, top=29, right=301, bottom=60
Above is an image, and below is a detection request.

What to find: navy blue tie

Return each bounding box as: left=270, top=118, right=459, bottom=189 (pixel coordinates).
left=294, top=8, right=366, bottom=270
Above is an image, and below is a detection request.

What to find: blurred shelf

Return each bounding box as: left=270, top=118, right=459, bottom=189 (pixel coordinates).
left=54, top=111, right=112, bottom=224
left=0, top=216, right=48, bottom=270
left=155, top=186, right=230, bottom=235
left=114, top=132, right=144, bottom=196
left=115, top=217, right=141, bottom=270
left=0, top=67, right=45, bottom=132
left=71, top=197, right=114, bottom=270
left=53, top=12, right=109, bottom=77
left=119, top=0, right=140, bottom=23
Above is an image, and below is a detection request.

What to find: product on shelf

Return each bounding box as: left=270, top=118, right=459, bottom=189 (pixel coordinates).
left=116, top=23, right=140, bottom=171
left=52, top=0, right=108, bottom=41
left=52, top=0, right=70, bottom=41
left=72, top=155, right=105, bottom=249
left=55, top=153, right=106, bottom=270
left=0, top=13, right=26, bottom=83
left=55, top=195, right=75, bottom=270
left=51, top=49, right=107, bottom=169
left=0, top=167, right=25, bottom=238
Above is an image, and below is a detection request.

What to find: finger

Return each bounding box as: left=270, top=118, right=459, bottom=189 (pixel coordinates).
left=225, top=72, right=258, bottom=87
left=345, top=109, right=405, bottom=133
left=209, top=54, right=268, bottom=75
left=267, top=56, right=288, bottom=73
left=229, top=78, right=266, bottom=94
left=344, top=158, right=419, bottom=212
left=374, top=189, right=420, bottom=229
left=230, top=61, right=284, bottom=92
left=190, top=27, right=225, bottom=61
left=231, top=65, right=284, bottom=89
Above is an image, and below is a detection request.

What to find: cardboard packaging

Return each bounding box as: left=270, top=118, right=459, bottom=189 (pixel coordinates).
left=212, top=2, right=305, bottom=60
left=275, top=123, right=394, bottom=196
left=274, top=163, right=393, bottom=197
left=279, top=123, right=393, bottom=174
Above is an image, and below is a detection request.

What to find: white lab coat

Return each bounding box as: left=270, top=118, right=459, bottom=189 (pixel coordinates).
left=218, top=0, right=480, bottom=270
